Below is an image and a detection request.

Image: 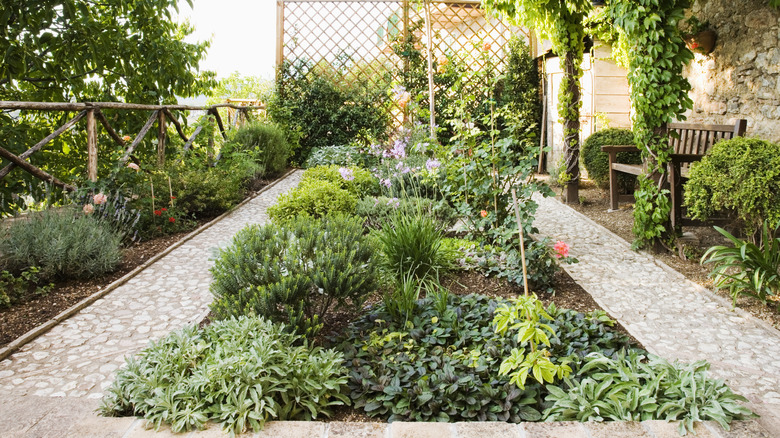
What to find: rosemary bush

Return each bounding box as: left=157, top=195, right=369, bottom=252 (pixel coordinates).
left=0, top=208, right=122, bottom=281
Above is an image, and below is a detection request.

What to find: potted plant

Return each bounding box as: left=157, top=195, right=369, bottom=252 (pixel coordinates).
left=681, top=16, right=716, bottom=54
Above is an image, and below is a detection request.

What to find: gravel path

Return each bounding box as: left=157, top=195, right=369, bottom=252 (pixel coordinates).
left=0, top=171, right=302, bottom=399
left=533, top=194, right=780, bottom=433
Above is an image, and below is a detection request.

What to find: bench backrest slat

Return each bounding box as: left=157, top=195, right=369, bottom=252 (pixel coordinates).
left=667, top=119, right=747, bottom=156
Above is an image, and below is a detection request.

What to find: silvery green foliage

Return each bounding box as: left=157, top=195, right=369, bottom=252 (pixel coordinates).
left=544, top=349, right=755, bottom=434
left=101, top=317, right=350, bottom=435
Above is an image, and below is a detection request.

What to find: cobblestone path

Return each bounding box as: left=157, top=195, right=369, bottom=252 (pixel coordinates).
left=0, top=171, right=302, bottom=400
left=533, top=194, right=780, bottom=433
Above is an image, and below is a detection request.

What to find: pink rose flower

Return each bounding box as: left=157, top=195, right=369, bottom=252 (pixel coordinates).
left=127, top=162, right=140, bottom=171
left=83, top=204, right=94, bottom=215
left=93, top=193, right=107, bottom=205
left=553, top=241, right=570, bottom=259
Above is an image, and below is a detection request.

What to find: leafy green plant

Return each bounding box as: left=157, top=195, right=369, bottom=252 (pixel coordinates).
left=71, top=188, right=142, bottom=244
left=100, top=317, right=349, bottom=435
left=0, top=267, right=54, bottom=308
left=581, top=128, right=641, bottom=190
left=301, top=165, right=380, bottom=198
left=267, top=179, right=358, bottom=222
left=609, top=0, right=694, bottom=248
left=701, top=222, right=780, bottom=308
left=209, top=214, right=377, bottom=338
left=0, top=208, right=122, bottom=281
left=544, top=349, right=755, bottom=434
left=226, top=121, right=291, bottom=176
left=493, top=295, right=572, bottom=389
left=356, top=196, right=456, bottom=231
left=378, top=213, right=449, bottom=282
left=338, top=294, right=631, bottom=422
left=684, top=137, right=780, bottom=239
left=269, top=66, right=391, bottom=163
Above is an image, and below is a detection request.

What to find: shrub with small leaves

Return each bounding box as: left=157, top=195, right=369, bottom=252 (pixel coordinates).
left=210, top=214, right=378, bottom=338
left=684, top=137, right=780, bottom=238
left=100, top=317, right=350, bottom=435
left=302, top=165, right=380, bottom=197
left=304, top=144, right=375, bottom=168
left=267, top=179, right=358, bottom=222
left=227, top=121, right=291, bottom=176
left=0, top=208, right=122, bottom=281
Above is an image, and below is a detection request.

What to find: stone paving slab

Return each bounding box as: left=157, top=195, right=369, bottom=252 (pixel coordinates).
left=0, top=171, right=302, bottom=399
left=532, top=194, right=780, bottom=434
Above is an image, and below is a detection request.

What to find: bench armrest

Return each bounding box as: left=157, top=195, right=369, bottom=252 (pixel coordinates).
left=601, top=145, right=639, bottom=153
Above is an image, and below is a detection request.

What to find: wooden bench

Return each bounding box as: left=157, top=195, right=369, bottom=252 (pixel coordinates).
left=601, top=119, right=747, bottom=229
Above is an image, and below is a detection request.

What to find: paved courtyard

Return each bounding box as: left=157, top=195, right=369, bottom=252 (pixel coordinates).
left=0, top=174, right=776, bottom=436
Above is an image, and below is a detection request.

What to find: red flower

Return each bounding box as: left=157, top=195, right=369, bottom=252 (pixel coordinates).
left=168, top=217, right=175, bottom=223
left=553, top=241, right=570, bottom=259
left=154, top=210, right=162, bottom=216
left=480, top=210, right=488, bottom=218
left=170, top=196, right=176, bottom=200
left=161, top=208, right=167, bottom=212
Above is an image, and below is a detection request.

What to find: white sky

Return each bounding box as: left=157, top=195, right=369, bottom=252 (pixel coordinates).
left=176, top=0, right=277, bottom=80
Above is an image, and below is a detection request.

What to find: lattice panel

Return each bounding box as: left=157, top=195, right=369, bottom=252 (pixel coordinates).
left=279, top=0, right=520, bottom=125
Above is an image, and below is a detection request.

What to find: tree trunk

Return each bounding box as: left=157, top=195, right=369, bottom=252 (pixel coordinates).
left=563, top=50, right=581, bottom=204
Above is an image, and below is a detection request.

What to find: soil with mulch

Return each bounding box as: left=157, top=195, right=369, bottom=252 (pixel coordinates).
left=552, top=177, right=780, bottom=331
left=0, top=178, right=276, bottom=348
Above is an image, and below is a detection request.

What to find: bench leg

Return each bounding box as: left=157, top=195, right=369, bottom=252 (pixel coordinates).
left=669, top=162, right=682, bottom=231
left=608, top=152, right=619, bottom=210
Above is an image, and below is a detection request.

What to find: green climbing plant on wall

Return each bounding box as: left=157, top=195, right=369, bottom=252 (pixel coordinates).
left=609, top=0, right=694, bottom=249
left=482, top=0, right=591, bottom=204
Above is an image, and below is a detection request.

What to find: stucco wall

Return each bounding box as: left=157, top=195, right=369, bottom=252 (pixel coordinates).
left=684, top=0, right=780, bottom=142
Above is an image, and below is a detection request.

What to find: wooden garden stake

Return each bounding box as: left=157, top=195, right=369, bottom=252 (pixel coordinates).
left=86, top=109, right=98, bottom=182
left=511, top=188, right=530, bottom=296
left=423, top=0, right=436, bottom=141
left=157, top=110, right=167, bottom=167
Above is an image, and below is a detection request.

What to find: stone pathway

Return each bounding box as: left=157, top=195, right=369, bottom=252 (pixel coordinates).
left=0, top=171, right=301, bottom=400
left=533, top=194, right=780, bottom=434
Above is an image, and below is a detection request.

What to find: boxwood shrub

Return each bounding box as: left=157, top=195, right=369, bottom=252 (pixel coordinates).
left=684, top=137, right=780, bottom=238
left=267, top=179, right=358, bottom=221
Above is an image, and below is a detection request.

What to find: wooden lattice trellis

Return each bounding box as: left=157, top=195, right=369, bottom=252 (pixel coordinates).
left=276, top=0, right=524, bottom=125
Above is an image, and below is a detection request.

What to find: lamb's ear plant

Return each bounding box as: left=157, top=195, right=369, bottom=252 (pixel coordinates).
left=701, top=222, right=780, bottom=309
left=544, top=349, right=756, bottom=435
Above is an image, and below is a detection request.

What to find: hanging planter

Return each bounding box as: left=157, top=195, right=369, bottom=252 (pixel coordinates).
left=685, top=30, right=717, bottom=54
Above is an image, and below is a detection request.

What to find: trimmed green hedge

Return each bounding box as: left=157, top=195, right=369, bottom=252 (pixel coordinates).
left=684, top=137, right=780, bottom=237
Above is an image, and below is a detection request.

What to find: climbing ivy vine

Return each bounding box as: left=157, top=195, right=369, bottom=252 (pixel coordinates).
left=482, top=0, right=591, bottom=203
left=609, top=0, right=694, bottom=249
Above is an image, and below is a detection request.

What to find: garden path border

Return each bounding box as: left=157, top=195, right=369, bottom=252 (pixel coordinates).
left=0, top=168, right=296, bottom=363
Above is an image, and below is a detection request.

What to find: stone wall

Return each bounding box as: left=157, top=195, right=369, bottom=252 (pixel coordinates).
left=684, top=0, right=780, bottom=142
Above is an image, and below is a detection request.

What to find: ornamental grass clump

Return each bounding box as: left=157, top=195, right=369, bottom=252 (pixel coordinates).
left=101, top=317, right=350, bottom=435
left=209, top=214, right=377, bottom=338
left=0, top=207, right=122, bottom=281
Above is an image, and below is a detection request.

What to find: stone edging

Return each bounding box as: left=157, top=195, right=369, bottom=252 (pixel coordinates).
left=0, top=169, right=297, bottom=362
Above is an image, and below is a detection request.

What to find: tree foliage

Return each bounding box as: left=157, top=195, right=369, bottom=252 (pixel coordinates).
left=0, top=0, right=215, bottom=103
left=609, top=0, right=694, bottom=248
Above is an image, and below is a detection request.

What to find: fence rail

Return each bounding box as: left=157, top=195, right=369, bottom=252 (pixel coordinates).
left=0, top=101, right=265, bottom=191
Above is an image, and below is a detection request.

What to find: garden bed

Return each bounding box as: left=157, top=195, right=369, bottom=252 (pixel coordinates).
left=0, top=177, right=277, bottom=348
left=557, top=178, right=780, bottom=330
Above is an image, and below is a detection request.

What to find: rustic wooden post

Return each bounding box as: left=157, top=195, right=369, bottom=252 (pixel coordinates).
left=86, top=108, right=98, bottom=182
left=276, top=1, right=285, bottom=68
left=157, top=110, right=167, bottom=167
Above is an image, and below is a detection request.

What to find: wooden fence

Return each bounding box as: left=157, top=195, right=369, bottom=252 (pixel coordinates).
left=0, top=101, right=264, bottom=191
